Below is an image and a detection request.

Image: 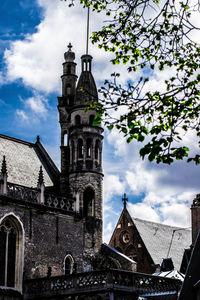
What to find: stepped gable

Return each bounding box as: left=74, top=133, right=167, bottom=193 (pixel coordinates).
left=132, top=217, right=191, bottom=270
left=0, top=134, right=59, bottom=188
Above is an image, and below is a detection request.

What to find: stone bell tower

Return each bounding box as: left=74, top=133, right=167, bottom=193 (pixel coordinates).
left=58, top=44, right=103, bottom=254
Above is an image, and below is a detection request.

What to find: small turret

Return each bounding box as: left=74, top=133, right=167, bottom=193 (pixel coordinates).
left=61, top=43, right=78, bottom=98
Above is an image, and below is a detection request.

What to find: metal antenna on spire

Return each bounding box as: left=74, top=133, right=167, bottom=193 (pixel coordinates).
left=86, top=7, right=90, bottom=55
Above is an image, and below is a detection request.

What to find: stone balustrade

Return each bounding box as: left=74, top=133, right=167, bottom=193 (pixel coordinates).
left=0, top=181, right=75, bottom=213
left=23, top=269, right=181, bottom=299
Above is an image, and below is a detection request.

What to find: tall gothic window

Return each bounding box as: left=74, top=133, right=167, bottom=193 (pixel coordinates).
left=0, top=215, right=23, bottom=291
left=83, top=187, right=95, bottom=217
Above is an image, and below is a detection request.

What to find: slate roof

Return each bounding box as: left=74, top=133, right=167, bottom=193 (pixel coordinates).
left=153, top=270, right=185, bottom=281
left=0, top=134, right=60, bottom=188
left=132, top=217, right=191, bottom=270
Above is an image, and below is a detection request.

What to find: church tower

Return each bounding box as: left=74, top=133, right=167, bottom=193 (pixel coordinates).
left=58, top=44, right=103, bottom=254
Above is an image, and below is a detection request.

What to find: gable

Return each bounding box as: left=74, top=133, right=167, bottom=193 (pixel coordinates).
left=0, top=134, right=59, bottom=188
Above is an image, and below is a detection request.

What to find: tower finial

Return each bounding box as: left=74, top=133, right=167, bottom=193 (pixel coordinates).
left=68, top=42, right=72, bottom=52
left=86, top=7, right=90, bottom=55
left=122, top=193, right=128, bottom=209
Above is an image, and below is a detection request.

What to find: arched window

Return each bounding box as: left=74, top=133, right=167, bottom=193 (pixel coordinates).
left=71, top=140, right=75, bottom=163
left=83, top=187, right=95, bottom=217
left=66, top=84, right=71, bottom=95
left=0, top=215, right=23, bottom=291
left=89, top=115, right=95, bottom=125
left=75, top=115, right=81, bottom=125
left=86, top=138, right=92, bottom=158
left=78, top=139, right=83, bottom=159
left=95, top=140, right=100, bottom=160
left=64, top=255, right=74, bottom=275
left=64, top=133, right=68, bottom=146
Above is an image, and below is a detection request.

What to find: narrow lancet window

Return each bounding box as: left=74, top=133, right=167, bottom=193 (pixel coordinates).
left=78, top=139, right=83, bottom=158
left=83, top=187, right=95, bottom=217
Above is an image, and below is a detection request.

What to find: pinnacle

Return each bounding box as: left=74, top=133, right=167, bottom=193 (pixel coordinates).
left=37, top=165, right=44, bottom=186
left=1, top=155, right=7, bottom=175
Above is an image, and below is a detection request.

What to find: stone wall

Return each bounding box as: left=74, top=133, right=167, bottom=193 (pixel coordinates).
left=0, top=198, right=85, bottom=281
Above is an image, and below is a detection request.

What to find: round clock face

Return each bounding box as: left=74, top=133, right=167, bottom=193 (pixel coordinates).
left=122, top=232, right=130, bottom=244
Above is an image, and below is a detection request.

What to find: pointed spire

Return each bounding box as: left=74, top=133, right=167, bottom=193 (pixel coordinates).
left=37, top=166, right=44, bottom=186
left=122, top=193, right=128, bottom=209
left=1, top=155, right=7, bottom=175
left=37, top=135, right=40, bottom=143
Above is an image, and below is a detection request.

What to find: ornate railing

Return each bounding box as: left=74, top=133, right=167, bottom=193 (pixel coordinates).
left=44, top=193, right=74, bottom=211
left=3, top=182, right=74, bottom=212
left=24, top=269, right=181, bottom=299
left=7, top=182, right=39, bottom=203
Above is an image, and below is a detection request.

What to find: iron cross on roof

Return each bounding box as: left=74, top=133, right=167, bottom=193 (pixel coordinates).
left=122, top=193, right=128, bottom=209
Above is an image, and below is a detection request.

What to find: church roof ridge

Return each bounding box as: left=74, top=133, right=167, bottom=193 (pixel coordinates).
left=0, top=133, right=35, bottom=147
left=132, top=217, right=191, bottom=231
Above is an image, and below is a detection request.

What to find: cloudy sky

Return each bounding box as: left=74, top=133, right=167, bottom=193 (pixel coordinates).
left=0, top=0, right=199, bottom=242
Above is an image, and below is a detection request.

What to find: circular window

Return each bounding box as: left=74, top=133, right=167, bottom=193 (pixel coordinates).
left=122, top=232, right=130, bottom=244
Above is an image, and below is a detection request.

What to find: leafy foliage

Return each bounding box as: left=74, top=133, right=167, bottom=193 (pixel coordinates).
left=66, top=0, right=200, bottom=164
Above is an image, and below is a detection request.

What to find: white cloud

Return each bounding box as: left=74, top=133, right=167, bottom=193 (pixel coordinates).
left=26, top=94, right=47, bottom=115
left=103, top=174, right=126, bottom=203
left=161, top=203, right=191, bottom=228
left=16, top=109, right=28, bottom=121
left=128, top=202, right=161, bottom=223
left=4, top=0, right=134, bottom=94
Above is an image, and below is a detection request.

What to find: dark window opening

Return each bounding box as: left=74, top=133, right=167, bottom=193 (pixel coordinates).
left=83, top=187, right=94, bottom=217
left=78, top=139, right=83, bottom=159
left=89, top=115, right=95, bottom=125
left=95, top=140, right=100, bottom=160
left=86, top=139, right=92, bottom=158
left=66, top=84, right=71, bottom=95
left=71, top=141, right=75, bottom=163
left=64, top=256, right=73, bottom=275
left=67, top=65, right=71, bottom=74
left=75, top=115, right=81, bottom=125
